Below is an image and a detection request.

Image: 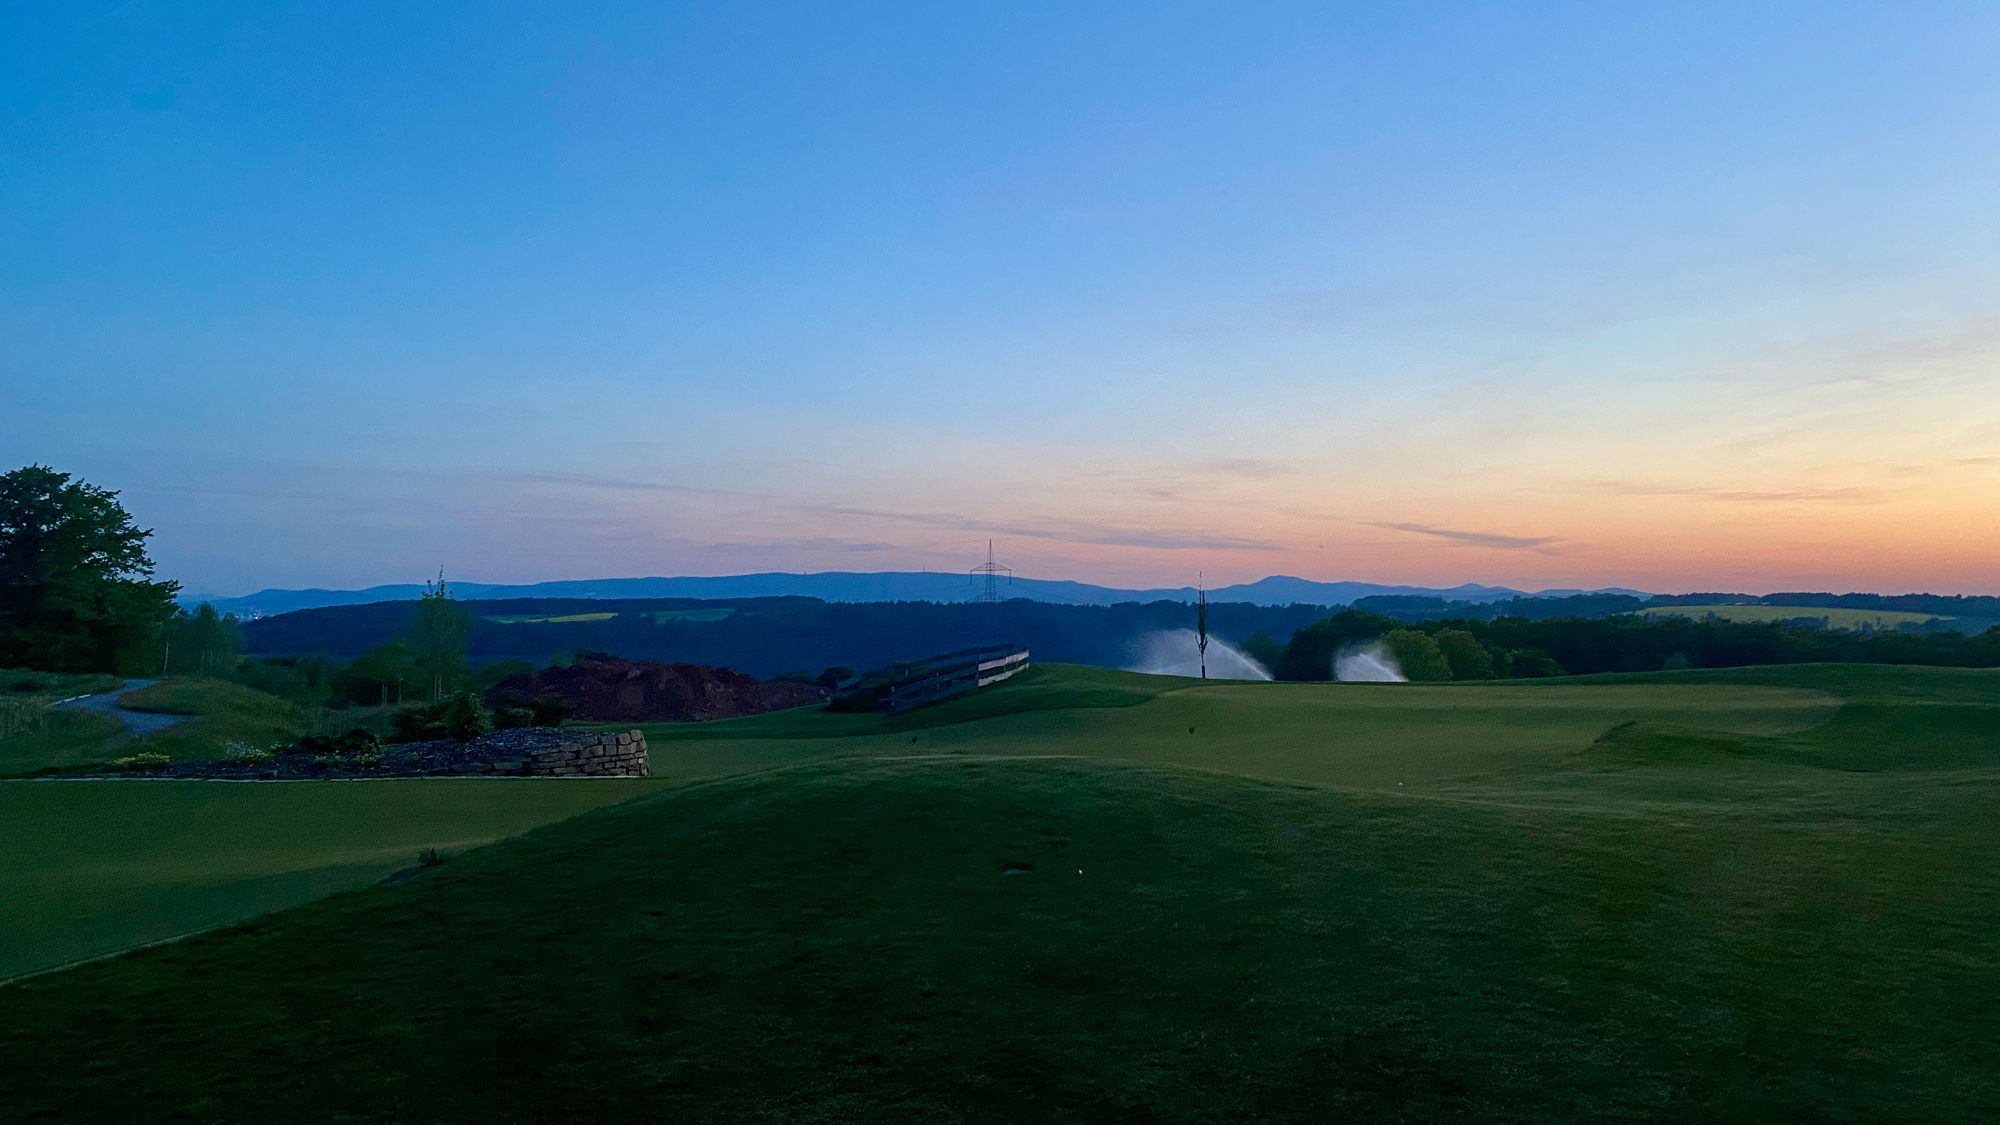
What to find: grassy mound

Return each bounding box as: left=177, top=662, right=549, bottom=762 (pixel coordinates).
left=0, top=668, right=123, bottom=697
left=3, top=662, right=1997, bottom=1120
left=0, top=677, right=316, bottom=775
left=2, top=749, right=1993, bottom=1121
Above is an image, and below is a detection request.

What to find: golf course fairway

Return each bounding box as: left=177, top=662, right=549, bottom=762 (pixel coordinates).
left=1, top=664, right=1993, bottom=1121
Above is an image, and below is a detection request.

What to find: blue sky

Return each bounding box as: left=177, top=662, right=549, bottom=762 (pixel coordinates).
left=7, top=2, right=1999, bottom=595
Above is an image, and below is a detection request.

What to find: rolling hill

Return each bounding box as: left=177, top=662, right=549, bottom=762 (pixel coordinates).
left=1637, top=603, right=1999, bottom=633
left=195, top=572, right=1652, bottom=616
left=3, top=663, right=1995, bottom=1120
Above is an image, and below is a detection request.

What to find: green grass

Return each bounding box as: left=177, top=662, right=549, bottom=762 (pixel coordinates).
left=0, top=708, right=129, bottom=773
left=2, top=663, right=1995, bottom=1120
left=485, top=611, right=620, bottom=624
left=644, top=606, right=736, bottom=623
left=631, top=662, right=1839, bottom=789
left=0, top=677, right=329, bottom=776
left=0, top=669, right=130, bottom=769
left=1635, top=603, right=1956, bottom=629
left=0, top=668, right=123, bottom=697
left=0, top=779, right=669, bottom=981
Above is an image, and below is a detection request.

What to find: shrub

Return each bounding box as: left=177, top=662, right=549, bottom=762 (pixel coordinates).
left=297, top=728, right=385, bottom=766
left=496, top=707, right=537, bottom=730
left=223, top=740, right=274, bottom=764
left=484, top=691, right=570, bottom=728
left=827, top=685, right=886, bottom=713
left=417, top=847, right=443, bottom=868
left=389, top=692, right=492, bottom=743
left=112, top=752, right=172, bottom=771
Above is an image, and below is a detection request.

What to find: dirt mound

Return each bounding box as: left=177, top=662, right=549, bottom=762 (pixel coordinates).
left=490, top=659, right=824, bottom=723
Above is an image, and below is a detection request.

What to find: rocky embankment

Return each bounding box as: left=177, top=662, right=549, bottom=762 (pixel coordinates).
left=76, top=727, right=649, bottom=780
left=492, top=659, right=824, bottom=722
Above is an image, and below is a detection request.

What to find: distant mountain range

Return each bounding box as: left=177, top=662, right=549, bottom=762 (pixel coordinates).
left=188, top=572, right=1654, bottom=617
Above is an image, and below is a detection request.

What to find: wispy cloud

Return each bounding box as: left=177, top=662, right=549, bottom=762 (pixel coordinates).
left=1585, top=480, right=1885, bottom=504
left=495, top=470, right=749, bottom=498
left=489, top=469, right=1282, bottom=552
left=1194, top=458, right=1294, bottom=479
left=1365, top=521, right=1562, bottom=551
left=819, top=505, right=1281, bottom=552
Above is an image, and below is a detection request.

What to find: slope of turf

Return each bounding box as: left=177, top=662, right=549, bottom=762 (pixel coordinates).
left=633, top=663, right=1840, bottom=788
left=3, top=664, right=1993, bottom=1120
left=0, top=676, right=317, bottom=775
left=0, top=779, right=669, bottom=980
left=3, top=741, right=1994, bottom=1122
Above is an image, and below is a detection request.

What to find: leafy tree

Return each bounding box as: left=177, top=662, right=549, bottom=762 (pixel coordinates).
left=1237, top=630, right=1284, bottom=675
left=1433, top=627, right=1497, bottom=680
left=470, top=659, right=535, bottom=695
left=1382, top=628, right=1452, bottom=681
left=162, top=602, right=244, bottom=676
left=0, top=465, right=180, bottom=672
left=338, top=641, right=416, bottom=706
left=1274, top=610, right=1399, bottom=681
left=406, top=572, right=472, bottom=703
left=1503, top=648, right=1566, bottom=678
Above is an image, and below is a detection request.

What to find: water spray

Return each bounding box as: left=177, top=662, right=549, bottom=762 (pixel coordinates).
left=1334, top=642, right=1406, bottom=682
left=1127, top=630, right=1273, bottom=680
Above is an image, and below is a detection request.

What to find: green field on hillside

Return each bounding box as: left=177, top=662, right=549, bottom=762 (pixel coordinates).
left=0, top=677, right=317, bottom=775
left=644, top=606, right=736, bottom=623
left=484, top=611, right=620, bottom=624
left=2, top=664, right=1995, bottom=1120
left=1636, top=603, right=1957, bottom=629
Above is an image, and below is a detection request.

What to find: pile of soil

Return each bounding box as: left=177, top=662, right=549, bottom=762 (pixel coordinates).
left=491, top=659, right=825, bottom=723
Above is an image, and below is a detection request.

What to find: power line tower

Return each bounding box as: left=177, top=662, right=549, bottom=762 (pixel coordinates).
left=969, top=539, right=1012, bottom=641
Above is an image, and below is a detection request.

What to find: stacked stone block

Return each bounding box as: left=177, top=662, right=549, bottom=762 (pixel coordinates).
left=517, top=729, right=650, bottom=777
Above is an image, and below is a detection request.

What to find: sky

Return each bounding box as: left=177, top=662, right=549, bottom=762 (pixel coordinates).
left=5, top=1, right=1998, bottom=597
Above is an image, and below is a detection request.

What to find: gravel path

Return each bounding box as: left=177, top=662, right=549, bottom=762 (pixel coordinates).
left=55, top=680, right=193, bottom=735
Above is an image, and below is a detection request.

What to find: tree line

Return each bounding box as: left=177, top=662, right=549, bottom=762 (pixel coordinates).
left=1257, top=609, right=2000, bottom=681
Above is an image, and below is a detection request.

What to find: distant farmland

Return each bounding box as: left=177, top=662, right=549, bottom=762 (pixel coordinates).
left=1637, top=604, right=1964, bottom=631
left=482, top=608, right=737, bottom=626
left=482, top=612, right=619, bottom=625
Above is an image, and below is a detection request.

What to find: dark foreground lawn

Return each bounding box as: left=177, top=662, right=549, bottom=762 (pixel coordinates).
left=0, top=782, right=1992, bottom=1116
left=0, top=664, right=1993, bottom=1121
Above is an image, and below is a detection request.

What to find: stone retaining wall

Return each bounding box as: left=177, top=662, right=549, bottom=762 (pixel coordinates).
left=513, top=729, right=650, bottom=777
